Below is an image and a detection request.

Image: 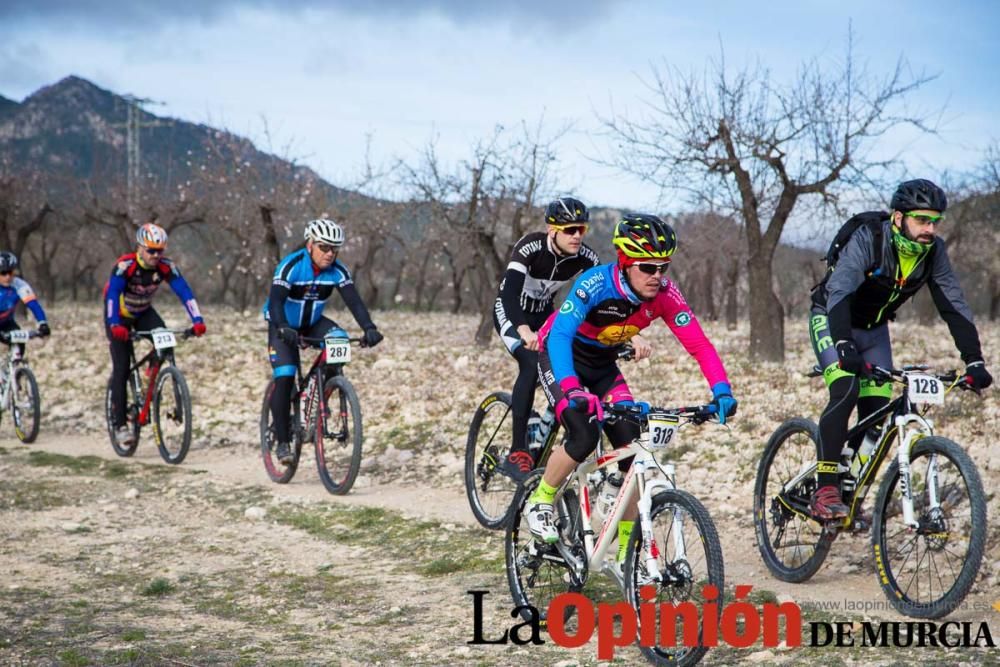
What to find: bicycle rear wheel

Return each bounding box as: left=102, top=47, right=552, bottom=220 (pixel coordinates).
left=465, top=391, right=519, bottom=529
left=105, top=374, right=141, bottom=457
left=754, top=417, right=835, bottom=582
left=260, top=379, right=301, bottom=483
left=12, top=365, right=40, bottom=443
left=505, top=470, right=586, bottom=628
left=624, top=489, right=725, bottom=667
left=315, top=374, right=363, bottom=495
left=152, top=365, right=192, bottom=464
left=871, top=436, right=986, bottom=619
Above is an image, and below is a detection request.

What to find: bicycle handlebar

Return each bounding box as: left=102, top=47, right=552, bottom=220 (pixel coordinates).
left=0, top=329, right=41, bottom=342
left=808, top=364, right=976, bottom=393
left=299, top=335, right=365, bottom=346
left=131, top=327, right=194, bottom=341
left=603, top=401, right=718, bottom=425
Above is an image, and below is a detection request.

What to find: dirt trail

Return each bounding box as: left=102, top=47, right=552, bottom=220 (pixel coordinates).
left=18, top=432, right=996, bottom=626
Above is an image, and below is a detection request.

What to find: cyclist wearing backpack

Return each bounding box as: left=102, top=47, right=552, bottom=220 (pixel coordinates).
left=492, top=197, right=601, bottom=481
left=808, top=179, right=992, bottom=520
left=264, top=218, right=383, bottom=465
left=0, top=251, right=52, bottom=358
left=104, top=223, right=207, bottom=448
left=525, top=214, right=736, bottom=563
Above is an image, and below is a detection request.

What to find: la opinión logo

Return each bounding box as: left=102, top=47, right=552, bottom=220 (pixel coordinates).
left=468, top=585, right=800, bottom=660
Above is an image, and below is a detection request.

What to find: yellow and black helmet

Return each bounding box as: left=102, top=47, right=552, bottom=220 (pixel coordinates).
left=545, top=197, right=589, bottom=225
left=612, top=213, right=677, bottom=260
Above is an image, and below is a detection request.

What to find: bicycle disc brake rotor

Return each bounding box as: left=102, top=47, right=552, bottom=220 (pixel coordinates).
left=919, top=507, right=949, bottom=551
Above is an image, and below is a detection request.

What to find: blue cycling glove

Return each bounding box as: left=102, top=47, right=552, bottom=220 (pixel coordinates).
left=710, top=382, right=737, bottom=425
left=614, top=400, right=651, bottom=416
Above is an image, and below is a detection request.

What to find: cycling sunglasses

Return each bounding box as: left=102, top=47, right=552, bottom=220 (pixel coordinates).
left=314, top=243, right=339, bottom=255
left=143, top=247, right=164, bottom=256
left=904, top=212, right=944, bottom=226
left=634, top=261, right=670, bottom=275
left=0, top=270, right=13, bottom=277
left=552, top=224, right=588, bottom=236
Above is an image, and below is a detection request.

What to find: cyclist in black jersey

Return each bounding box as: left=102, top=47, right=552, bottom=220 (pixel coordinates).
left=808, top=179, right=992, bottom=520
left=492, top=197, right=601, bottom=481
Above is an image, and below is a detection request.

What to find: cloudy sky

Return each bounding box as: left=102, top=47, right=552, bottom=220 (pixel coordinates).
left=1, top=0, right=998, bottom=213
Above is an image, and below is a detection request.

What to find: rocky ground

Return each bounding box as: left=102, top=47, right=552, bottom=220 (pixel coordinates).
left=1, top=304, right=999, bottom=666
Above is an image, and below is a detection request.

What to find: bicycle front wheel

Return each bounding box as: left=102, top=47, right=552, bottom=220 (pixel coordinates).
left=624, top=489, right=725, bottom=667
left=465, top=391, right=519, bottom=529
left=505, top=470, right=585, bottom=628
left=12, top=365, right=40, bottom=443
left=754, top=417, right=835, bottom=583
left=871, top=436, right=986, bottom=619
left=315, top=375, right=363, bottom=495
left=260, top=379, right=301, bottom=483
left=152, top=365, right=192, bottom=464
left=105, top=374, right=141, bottom=457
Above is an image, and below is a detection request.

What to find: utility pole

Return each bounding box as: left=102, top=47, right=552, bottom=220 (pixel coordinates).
left=113, top=95, right=171, bottom=223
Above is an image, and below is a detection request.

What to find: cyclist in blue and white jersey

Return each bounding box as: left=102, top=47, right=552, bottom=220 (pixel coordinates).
left=0, top=251, right=51, bottom=359
left=264, top=218, right=383, bottom=464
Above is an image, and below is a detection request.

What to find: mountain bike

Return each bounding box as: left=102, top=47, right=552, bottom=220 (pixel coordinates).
left=259, top=332, right=364, bottom=495
left=754, top=364, right=986, bottom=619
left=506, top=402, right=725, bottom=667
left=465, top=347, right=635, bottom=529
left=0, top=329, right=41, bottom=443
left=104, top=327, right=194, bottom=464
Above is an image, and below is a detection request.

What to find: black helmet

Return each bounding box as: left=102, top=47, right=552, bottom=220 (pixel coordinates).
left=613, top=213, right=677, bottom=260
left=891, top=179, right=947, bottom=213
left=545, top=197, right=589, bottom=225
left=0, top=251, right=17, bottom=272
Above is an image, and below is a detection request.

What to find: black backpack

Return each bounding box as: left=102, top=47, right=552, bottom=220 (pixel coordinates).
left=811, top=211, right=889, bottom=292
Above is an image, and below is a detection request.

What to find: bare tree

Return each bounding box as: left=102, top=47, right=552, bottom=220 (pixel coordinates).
left=399, top=121, right=566, bottom=342
left=600, top=30, right=939, bottom=360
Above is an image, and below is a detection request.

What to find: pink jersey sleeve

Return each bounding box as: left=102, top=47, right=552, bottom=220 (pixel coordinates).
left=655, top=280, right=729, bottom=388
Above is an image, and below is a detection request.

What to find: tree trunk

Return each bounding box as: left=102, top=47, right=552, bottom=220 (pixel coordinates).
left=725, top=262, right=740, bottom=330
left=990, top=274, right=999, bottom=321
left=702, top=259, right=717, bottom=320
left=746, top=260, right=784, bottom=360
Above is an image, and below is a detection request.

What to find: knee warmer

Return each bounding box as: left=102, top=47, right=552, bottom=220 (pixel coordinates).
left=560, top=405, right=601, bottom=463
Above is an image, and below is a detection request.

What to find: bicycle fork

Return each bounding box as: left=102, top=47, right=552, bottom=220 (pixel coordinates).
left=895, top=414, right=934, bottom=529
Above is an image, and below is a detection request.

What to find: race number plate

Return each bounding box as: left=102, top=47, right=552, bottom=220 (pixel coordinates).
left=646, top=413, right=680, bottom=450
left=325, top=336, right=351, bottom=364
left=7, top=330, right=29, bottom=344
left=151, top=329, right=177, bottom=351
left=908, top=373, right=944, bottom=405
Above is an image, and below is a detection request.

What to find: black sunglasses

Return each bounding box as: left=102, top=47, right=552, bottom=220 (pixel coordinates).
left=634, top=262, right=670, bottom=275
left=556, top=225, right=588, bottom=237
left=0, top=270, right=13, bottom=276
left=144, top=247, right=164, bottom=256
left=314, top=243, right=339, bottom=255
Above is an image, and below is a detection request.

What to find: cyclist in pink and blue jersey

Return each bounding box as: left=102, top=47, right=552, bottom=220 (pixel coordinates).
left=525, top=213, right=737, bottom=564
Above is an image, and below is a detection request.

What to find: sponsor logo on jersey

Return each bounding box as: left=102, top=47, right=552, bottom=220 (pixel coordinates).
left=560, top=301, right=574, bottom=314
left=580, top=272, right=605, bottom=291
left=575, top=288, right=588, bottom=303
left=674, top=312, right=692, bottom=327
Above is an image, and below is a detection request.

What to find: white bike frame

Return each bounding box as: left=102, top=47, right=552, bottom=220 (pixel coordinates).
left=552, top=431, right=681, bottom=585
left=0, top=332, right=30, bottom=415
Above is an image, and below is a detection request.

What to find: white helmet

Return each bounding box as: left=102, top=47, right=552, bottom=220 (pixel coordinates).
left=304, top=218, right=344, bottom=246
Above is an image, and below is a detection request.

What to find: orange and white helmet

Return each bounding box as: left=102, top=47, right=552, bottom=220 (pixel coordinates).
left=136, top=223, right=168, bottom=250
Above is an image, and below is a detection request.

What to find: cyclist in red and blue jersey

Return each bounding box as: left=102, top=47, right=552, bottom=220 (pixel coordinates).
left=265, top=218, right=383, bottom=465
left=493, top=197, right=600, bottom=481
left=526, top=214, right=737, bottom=563
left=104, top=223, right=206, bottom=448
left=0, top=251, right=51, bottom=358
